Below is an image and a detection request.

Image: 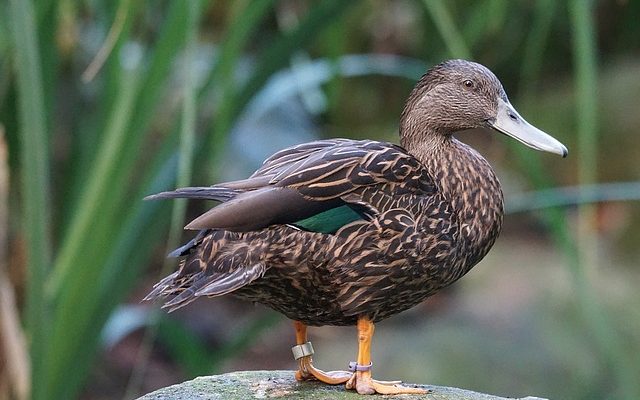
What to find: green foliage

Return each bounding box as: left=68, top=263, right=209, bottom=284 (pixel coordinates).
left=3, top=1, right=357, bottom=399
left=7, top=2, right=52, bottom=400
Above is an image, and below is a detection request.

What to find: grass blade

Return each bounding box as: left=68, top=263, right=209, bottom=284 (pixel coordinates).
left=570, top=0, right=598, bottom=189
left=47, top=44, right=142, bottom=296
left=51, top=146, right=177, bottom=400
left=422, top=0, right=471, bottom=59
left=42, top=3, right=202, bottom=397
left=205, top=0, right=277, bottom=96
left=43, top=55, right=143, bottom=398
left=8, top=1, right=53, bottom=399
left=169, top=0, right=202, bottom=253
left=569, top=0, right=639, bottom=397
left=519, top=0, right=556, bottom=91
left=59, top=130, right=181, bottom=400
left=205, top=0, right=358, bottom=166
left=123, top=1, right=203, bottom=395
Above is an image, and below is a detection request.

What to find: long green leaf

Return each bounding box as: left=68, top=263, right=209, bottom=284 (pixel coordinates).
left=570, top=0, right=598, bottom=189
left=123, top=1, right=203, bottom=395
left=43, top=52, right=143, bottom=397
left=51, top=146, right=177, bottom=400
left=58, top=0, right=139, bottom=239
left=43, top=3, right=200, bottom=397
left=47, top=47, right=142, bottom=296
left=205, top=0, right=276, bottom=95
left=168, top=0, right=202, bottom=259
left=569, top=0, right=639, bottom=397
left=46, top=148, right=177, bottom=400
left=519, top=0, right=556, bottom=92
left=8, top=1, right=53, bottom=399
left=0, top=4, right=11, bottom=109
left=51, top=0, right=189, bottom=295
left=422, top=0, right=471, bottom=60
left=205, top=0, right=358, bottom=166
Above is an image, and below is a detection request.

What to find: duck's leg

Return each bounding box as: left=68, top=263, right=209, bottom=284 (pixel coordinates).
left=345, top=317, right=429, bottom=395
left=292, top=321, right=352, bottom=384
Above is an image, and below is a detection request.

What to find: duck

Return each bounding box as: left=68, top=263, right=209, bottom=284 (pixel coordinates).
left=144, top=59, right=567, bottom=395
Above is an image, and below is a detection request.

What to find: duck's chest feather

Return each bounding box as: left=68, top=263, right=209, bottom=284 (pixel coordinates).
left=235, top=140, right=503, bottom=326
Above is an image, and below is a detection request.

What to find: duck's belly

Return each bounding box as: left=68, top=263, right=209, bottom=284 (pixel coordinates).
left=230, top=212, right=482, bottom=326
left=233, top=263, right=357, bottom=326
left=232, top=260, right=455, bottom=326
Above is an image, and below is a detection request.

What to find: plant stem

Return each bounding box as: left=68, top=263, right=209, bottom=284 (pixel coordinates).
left=422, top=0, right=471, bottom=60
left=123, top=1, right=201, bottom=397
left=570, top=0, right=639, bottom=396
left=8, top=1, right=53, bottom=399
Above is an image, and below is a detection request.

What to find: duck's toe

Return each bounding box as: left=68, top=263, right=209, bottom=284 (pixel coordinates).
left=294, top=355, right=352, bottom=384
left=346, top=370, right=429, bottom=395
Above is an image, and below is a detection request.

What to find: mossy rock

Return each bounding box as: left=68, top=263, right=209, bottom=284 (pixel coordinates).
left=137, top=370, right=548, bottom=399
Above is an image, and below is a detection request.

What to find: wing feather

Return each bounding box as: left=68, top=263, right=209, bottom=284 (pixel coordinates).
left=146, top=139, right=437, bottom=232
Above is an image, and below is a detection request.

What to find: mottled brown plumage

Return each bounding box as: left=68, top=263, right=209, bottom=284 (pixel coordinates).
left=145, top=60, right=566, bottom=329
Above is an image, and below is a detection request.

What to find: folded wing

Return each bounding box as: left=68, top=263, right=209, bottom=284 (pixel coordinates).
left=146, top=139, right=437, bottom=234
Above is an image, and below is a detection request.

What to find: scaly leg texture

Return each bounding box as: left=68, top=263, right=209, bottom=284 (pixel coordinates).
left=292, top=321, right=352, bottom=384
left=345, top=317, right=429, bottom=395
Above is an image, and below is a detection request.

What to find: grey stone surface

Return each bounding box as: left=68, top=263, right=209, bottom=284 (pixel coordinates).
left=137, top=370, right=548, bottom=399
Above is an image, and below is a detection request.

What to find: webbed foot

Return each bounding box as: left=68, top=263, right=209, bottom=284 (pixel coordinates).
left=345, top=369, right=429, bottom=395
left=293, top=350, right=352, bottom=384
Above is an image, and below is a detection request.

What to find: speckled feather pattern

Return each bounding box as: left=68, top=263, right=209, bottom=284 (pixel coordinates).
left=145, top=60, right=506, bottom=326
left=146, top=138, right=503, bottom=326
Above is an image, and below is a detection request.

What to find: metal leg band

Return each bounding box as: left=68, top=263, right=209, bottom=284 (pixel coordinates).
left=291, top=341, right=315, bottom=360
left=348, top=361, right=373, bottom=372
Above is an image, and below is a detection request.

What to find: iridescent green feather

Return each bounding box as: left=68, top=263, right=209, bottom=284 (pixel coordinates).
left=292, top=205, right=363, bottom=234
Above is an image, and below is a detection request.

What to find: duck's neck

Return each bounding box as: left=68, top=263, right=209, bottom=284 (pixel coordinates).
left=405, top=134, right=504, bottom=269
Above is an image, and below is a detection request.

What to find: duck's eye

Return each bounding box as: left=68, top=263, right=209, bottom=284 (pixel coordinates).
left=463, top=79, right=474, bottom=88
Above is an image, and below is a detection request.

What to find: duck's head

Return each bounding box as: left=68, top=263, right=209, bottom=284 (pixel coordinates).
left=400, top=59, right=568, bottom=157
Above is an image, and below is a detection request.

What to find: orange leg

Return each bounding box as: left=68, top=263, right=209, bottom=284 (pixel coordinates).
left=345, top=317, right=429, bottom=395
left=292, top=321, right=352, bottom=384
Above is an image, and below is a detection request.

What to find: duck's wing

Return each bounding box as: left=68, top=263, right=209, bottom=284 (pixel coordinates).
left=146, top=139, right=437, bottom=233
left=145, top=139, right=440, bottom=311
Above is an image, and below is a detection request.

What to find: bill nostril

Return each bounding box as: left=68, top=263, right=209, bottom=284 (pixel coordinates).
left=508, top=112, right=518, bottom=122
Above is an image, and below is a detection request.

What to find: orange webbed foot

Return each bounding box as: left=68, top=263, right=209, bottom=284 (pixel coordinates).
left=292, top=319, right=429, bottom=394
left=292, top=321, right=352, bottom=385
left=294, top=353, right=352, bottom=384
left=344, top=363, right=429, bottom=395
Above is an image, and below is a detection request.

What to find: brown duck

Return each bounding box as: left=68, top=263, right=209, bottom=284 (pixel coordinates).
left=145, top=59, right=567, bottom=395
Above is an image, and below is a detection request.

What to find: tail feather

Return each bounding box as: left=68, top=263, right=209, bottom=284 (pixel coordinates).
left=143, top=225, right=267, bottom=312
left=142, top=272, right=179, bottom=301
left=161, top=274, right=210, bottom=312
left=195, top=263, right=266, bottom=297
left=144, top=262, right=266, bottom=312
left=144, top=186, right=239, bottom=202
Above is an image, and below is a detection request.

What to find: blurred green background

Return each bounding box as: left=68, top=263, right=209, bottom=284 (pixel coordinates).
left=1, top=0, right=639, bottom=399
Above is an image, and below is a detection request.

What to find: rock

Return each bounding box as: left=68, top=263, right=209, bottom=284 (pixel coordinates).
left=137, top=370, right=548, bottom=399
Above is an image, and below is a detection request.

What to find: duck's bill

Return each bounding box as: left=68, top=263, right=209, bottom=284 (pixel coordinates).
left=490, top=98, right=568, bottom=157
